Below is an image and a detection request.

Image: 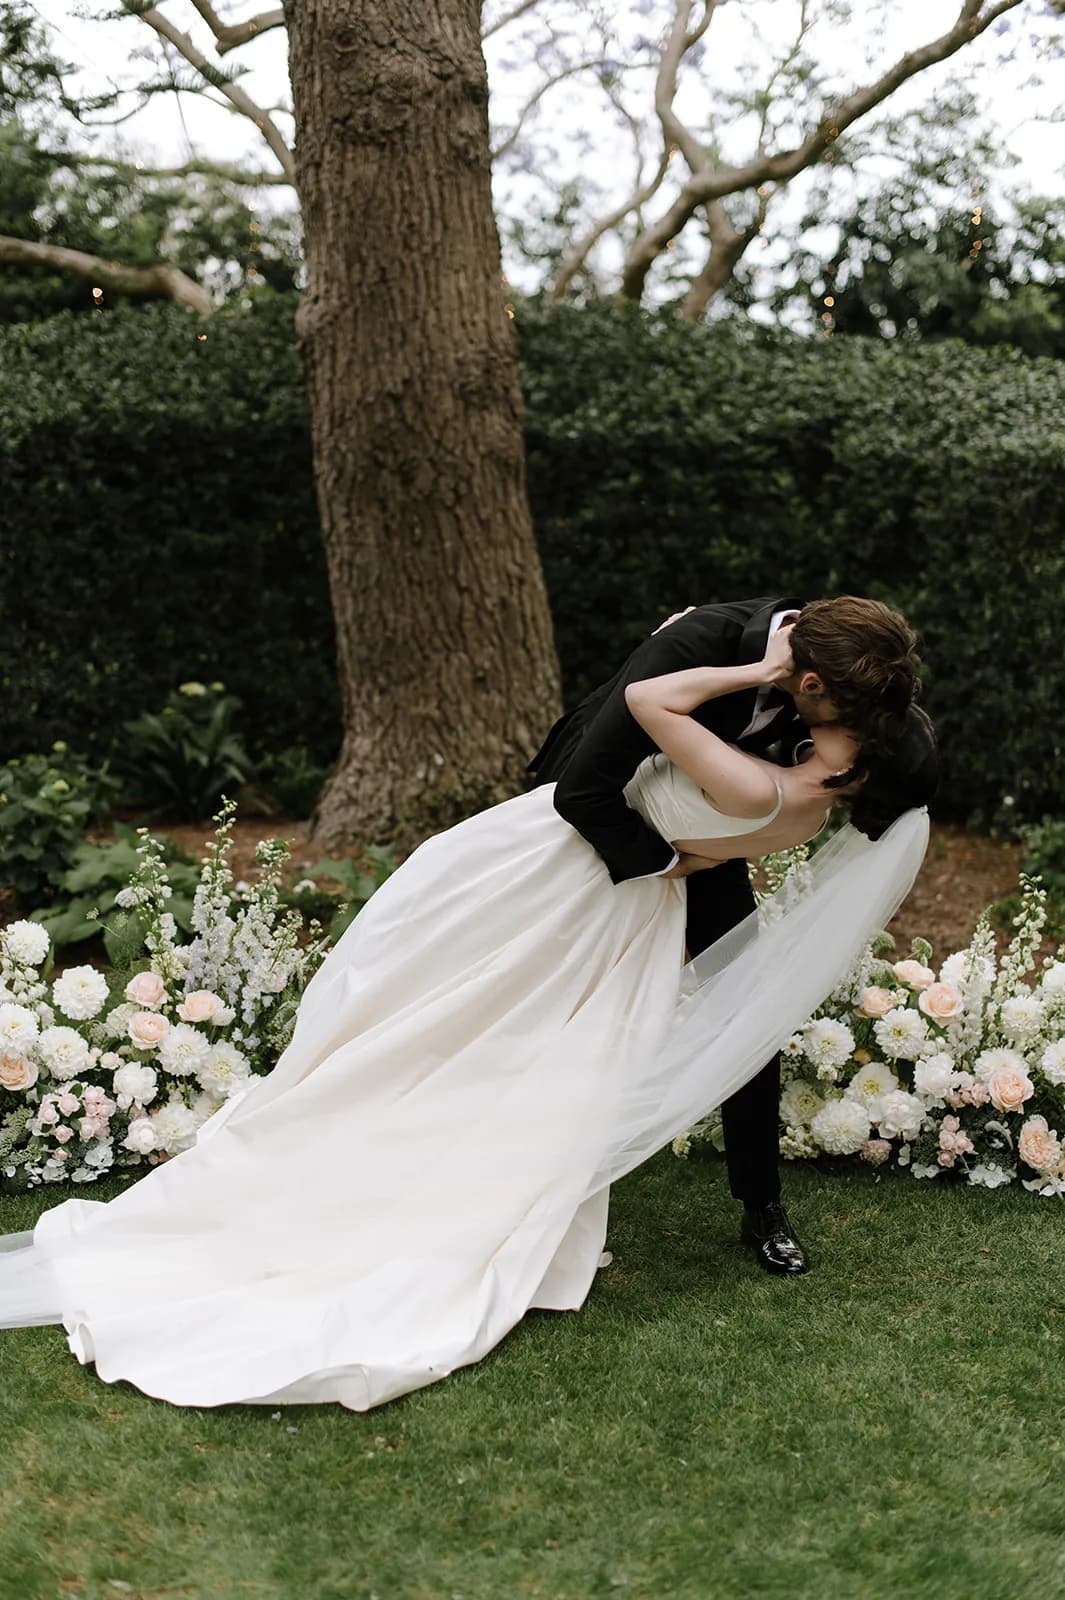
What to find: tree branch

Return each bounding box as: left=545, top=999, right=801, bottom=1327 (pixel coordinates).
left=54, top=151, right=294, bottom=187
left=0, top=234, right=213, bottom=314
left=548, top=147, right=673, bottom=302
left=621, top=0, right=1023, bottom=302
left=122, top=3, right=295, bottom=181
left=482, top=0, right=545, bottom=39
left=680, top=193, right=767, bottom=319
left=186, top=1, right=285, bottom=56
left=492, top=58, right=627, bottom=162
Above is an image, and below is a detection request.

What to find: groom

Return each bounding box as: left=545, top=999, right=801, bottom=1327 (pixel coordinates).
left=528, top=595, right=921, bottom=1275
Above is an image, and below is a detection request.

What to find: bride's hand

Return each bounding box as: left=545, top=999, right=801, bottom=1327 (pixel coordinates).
left=652, top=605, right=696, bottom=635
left=762, top=623, right=796, bottom=683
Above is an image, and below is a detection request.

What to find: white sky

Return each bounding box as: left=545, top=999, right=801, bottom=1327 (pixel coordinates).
left=23, top=0, right=1065, bottom=297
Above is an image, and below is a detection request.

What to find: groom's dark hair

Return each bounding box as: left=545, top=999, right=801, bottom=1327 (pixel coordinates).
left=790, top=596, right=921, bottom=745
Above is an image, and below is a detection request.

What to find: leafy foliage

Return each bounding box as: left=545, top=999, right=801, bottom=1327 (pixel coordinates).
left=29, top=824, right=200, bottom=957
left=116, top=682, right=254, bottom=821
left=0, top=746, right=119, bottom=905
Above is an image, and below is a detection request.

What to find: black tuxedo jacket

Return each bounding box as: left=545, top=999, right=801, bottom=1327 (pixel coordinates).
left=528, top=596, right=805, bottom=884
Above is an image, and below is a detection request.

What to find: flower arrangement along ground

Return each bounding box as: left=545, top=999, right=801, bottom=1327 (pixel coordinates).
left=676, top=849, right=1065, bottom=1198
left=0, top=802, right=329, bottom=1190
left=2, top=816, right=1064, bottom=1199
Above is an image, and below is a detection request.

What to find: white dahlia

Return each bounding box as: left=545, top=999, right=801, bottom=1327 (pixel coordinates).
left=999, top=994, right=1046, bottom=1043
left=197, top=1042, right=251, bottom=1099
left=874, top=1007, right=929, bottom=1061
left=803, top=1018, right=856, bottom=1071
left=52, top=965, right=110, bottom=1022
left=157, top=1022, right=212, bottom=1078
left=810, top=1098, right=871, bottom=1156
left=37, top=1025, right=91, bottom=1079
left=973, top=1047, right=1028, bottom=1084
left=0, top=1002, right=40, bottom=1055
left=2, top=920, right=50, bottom=967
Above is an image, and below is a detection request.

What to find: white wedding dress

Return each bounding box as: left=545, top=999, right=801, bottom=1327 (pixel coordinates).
left=0, top=758, right=927, bottom=1410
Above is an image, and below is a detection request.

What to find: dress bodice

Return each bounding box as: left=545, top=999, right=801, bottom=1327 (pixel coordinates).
left=623, top=754, right=782, bottom=845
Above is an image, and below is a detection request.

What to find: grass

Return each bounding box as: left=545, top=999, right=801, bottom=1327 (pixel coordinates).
left=1, top=1155, right=1064, bottom=1600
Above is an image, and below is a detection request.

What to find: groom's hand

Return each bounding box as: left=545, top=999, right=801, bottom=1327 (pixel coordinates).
left=652, top=605, right=696, bottom=635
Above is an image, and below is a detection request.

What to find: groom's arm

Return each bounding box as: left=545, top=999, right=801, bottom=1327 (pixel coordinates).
left=552, top=613, right=741, bottom=885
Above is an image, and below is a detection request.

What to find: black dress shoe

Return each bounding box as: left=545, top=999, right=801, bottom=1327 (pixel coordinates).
left=740, top=1202, right=809, bottom=1276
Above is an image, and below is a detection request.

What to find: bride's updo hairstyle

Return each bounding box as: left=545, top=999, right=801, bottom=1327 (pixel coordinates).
left=849, top=706, right=939, bottom=841
left=790, top=596, right=921, bottom=749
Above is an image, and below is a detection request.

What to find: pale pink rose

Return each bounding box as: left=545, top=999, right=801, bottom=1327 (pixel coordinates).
left=128, top=1011, right=170, bottom=1050
left=861, top=1138, right=892, bottom=1166
left=967, top=1081, right=990, bottom=1107
left=0, top=1052, right=38, bottom=1091
left=52, top=1146, right=68, bottom=1161
left=53, top=1124, right=74, bottom=1143
left=857, top=987, right=895, bottom=1019
left=36, top=1100, right=59, bottom=1125
left=938, top=1149, right=956, bottom=1167
left=79, top=1115, right=107, bottom=1140
left=1018, top=1115, right=1062, bottom=1173
left=57, top=1091, right=80, bottom=1115
left=893, top=960, right=936, bottom=991
left=986, top=1066, right=1035, bottom=1115
left=125, top=970, right=166, bottom=1009
left=177, top=989, right=224, bottom=1024
left=918, top=983, right=964, bottom=1023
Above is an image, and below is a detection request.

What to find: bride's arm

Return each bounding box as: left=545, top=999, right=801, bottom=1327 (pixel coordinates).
left=624, top=637, right=793, bottom=819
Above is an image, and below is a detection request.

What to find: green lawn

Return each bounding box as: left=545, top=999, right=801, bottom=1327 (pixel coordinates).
left=1, top=1156, right=1063, bottom=1600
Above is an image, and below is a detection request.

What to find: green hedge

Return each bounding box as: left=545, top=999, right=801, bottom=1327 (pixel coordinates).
left=1, top=296, right=1063, bottom=823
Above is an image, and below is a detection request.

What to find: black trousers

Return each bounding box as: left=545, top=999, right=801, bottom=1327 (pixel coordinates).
left=685, top=860, right=781, bottom=1208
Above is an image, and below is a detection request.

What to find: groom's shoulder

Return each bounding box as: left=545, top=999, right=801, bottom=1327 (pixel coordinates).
left=689, top=595, right=801, bottom=629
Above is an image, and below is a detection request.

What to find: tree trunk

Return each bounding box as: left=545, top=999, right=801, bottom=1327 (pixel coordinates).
left=285, top=0, right=561, bottom=850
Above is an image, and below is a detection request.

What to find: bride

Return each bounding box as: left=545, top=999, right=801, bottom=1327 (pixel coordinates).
left=0, top=628, right=933, bottom=1412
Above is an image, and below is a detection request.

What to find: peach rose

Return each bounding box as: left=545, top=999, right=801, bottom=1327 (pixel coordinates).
left=893, top=960, right=936, bottom=991
left=986, top=1066, right=1035, bottom=1116
left=1018, top=1115, right=1062, bottom=1173
left=0, top=1052, right=38, bottom=1091
left=918, top=983, right=964, bottom=1023
left=125, top=971, right=166, bottom=1009
left=177, top=990, right=224, bottom=1024
left=857, top=987, right=895, bottom=1019
left=128, top=1011, right=170, bottom=1051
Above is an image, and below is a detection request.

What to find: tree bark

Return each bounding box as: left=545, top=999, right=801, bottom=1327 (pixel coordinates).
left=285, top=0, right=561, bottom=850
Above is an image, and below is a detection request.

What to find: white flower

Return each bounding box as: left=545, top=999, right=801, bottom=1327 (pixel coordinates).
left=782, top=1033, right=806, bottom=1060
left=999, top=993, right=1046, bottom=1042
left=149, top=1098, right=198, bottom=1154
left=940, top=951, right=995, bottom=990
left=3, top=920, right=50, bottom=966
left=874, top=1007, right=929, bottom=1061
left=810, top=1098, right=871, bottom=1156
left=122, top=1118, right=158, bottom=1154
left=803, top=1018, right=856, bottom=1071
left=189, top=1088, right=226, bottom=1128
left=114, top=886, right=146, bottom=909
left=913, top=1053, right=957, bottom=1103
left=112, top=1061, right=158, bottom=1108
left=780, top=1124, right=818, bottom=1160
left=973, top=1047, right=1028, bottom=1084
left=37, top=1025, right=91, bottom=1078
left=779, top=1082, right=824, bottom=1127
left=1039, top=1039, right=1065, bottom=1087
left=82, top=1139, right=114, bottom=1170
left=847, top=1061, right=899, bottom=1107
left=0, top=1002, right=40, bottom=1055
left=157, top=1022, right=212, bottom=1078
left=197, top=1042, right=251, bottom=1099
left=52, top=965, right=110, bottom=1021
left=873, top=1089, right=926, bottom=1142
left=967, top=1162, right=1015, bottom=1190
left=1040, top=962, right=1065, bottom=995
left=104, top=1002, right=138, bottom=1039
left=911, top=1163, right=941, bottom=1180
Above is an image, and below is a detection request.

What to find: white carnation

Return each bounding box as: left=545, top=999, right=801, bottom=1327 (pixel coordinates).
left=149, top=1098, right=198, bottom=1154
left=803, top=1018, right=856, bottom=1071
left=999, top=993, right=1046, bottom=1043
left=0, top=1002, right=40, bottom=1055
left=52, top=965, right=110, bottom=1021
left=37, top=1025, right=91, bottom=1078
left=966, top=1161, right=1015, bottom=1190
left=873, top=1089, right=926, bottom=1142
left=973, top=1047, right=1028, bottom=1084
left=157, top=1022, right=212, bottom=1078
left=810, top=1098, right=871, bottom=1156
left=847, top=1061, right=899, bottom=1106
left=779, top=1082, right=824, bottom=1128
left=122, top=1118, right=158, bottom=1154
left=874, top=1007, right=929, bottom=1061
left=112, top=1061, right=158, bottom=1108
left=1039, top=1039, right=1065, bottom=1087
left=197, top=1042, right=251, bottom=1099
left=913, top=1053, right=957, bottom=1103
left=3, top=920, right=50, bottom=966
